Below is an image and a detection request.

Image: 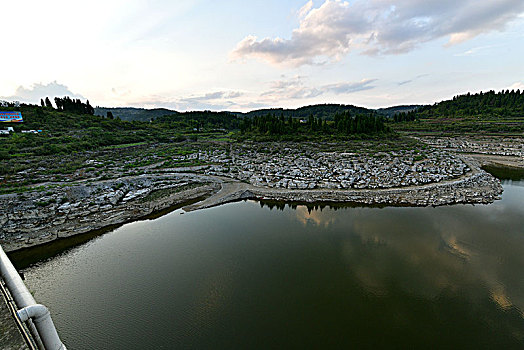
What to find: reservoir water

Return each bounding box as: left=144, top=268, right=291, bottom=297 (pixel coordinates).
left=10, top=174, right=524, bottom=349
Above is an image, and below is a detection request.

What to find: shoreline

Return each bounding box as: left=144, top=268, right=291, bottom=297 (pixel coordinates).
left=0, top=156, right=506, bottom=253
left=1, top=179, right=220, bottom=252
left=183, top=157, right=502, bottom=212
left=465, top=153, right=524, bottom=169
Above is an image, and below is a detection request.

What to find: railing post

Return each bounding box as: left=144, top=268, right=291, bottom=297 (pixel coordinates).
left=0, top=245, right=67, bottom=350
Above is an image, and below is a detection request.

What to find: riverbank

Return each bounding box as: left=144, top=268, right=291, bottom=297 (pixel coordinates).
left=415, top=135, right=524, bottom=169
left=1, top=155, right=504, bottom=252
left=0, top=175, right=219, bottom=252
left=5, top=136, right=524, bottom=252
left=15, top=173, right=524, bottom=350
left=184, top=157, right=502, bottom=211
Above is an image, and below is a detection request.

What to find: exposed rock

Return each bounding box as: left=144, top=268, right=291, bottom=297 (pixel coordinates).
left=0, top=174, right=219, bottom=252
left=0, top=140, right=513, bottom=253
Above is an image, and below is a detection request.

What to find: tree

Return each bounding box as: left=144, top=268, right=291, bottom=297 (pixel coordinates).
left=86, top=100, right=95, bottom=115
left=40, top=99, right=45, bottom=107
left=45, top=97, right=53, bottom=108
left=54, top=97, right=63, bottom=111
left=107, top=111, right=114, bottom=119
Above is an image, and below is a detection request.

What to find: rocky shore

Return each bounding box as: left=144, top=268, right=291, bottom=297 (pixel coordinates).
left=0, top=152, right=504, bottom=252
left=0, top=174, right=219, bottom=252
left=416, top=135, right=524, bottom=168
left=184, top=158, right=502, bottom=211
left=195, top=145, right=473, bottom=189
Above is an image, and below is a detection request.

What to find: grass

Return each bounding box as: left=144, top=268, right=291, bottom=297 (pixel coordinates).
left=102, top=142, right=148, bottom=149
left=390, top=114, right=524, bottom=134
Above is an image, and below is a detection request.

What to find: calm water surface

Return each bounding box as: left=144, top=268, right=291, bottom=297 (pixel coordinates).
left=11, top=178, right=524, bottom=349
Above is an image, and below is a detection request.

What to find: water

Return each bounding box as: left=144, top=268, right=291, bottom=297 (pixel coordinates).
left=10, top=177, right=524, bottom=349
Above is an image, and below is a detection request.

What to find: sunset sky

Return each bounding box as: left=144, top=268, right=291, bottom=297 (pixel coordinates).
left=2, top=0, right=524, bottom=111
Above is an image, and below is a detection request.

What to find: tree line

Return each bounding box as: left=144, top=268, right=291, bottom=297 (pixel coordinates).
left=414, top=89, right=524, bottom=119
left=153, top=111, right=241, bottom=131
left=40, top=96, right=95, bottom=115
left=392, top=110, right=417, bottom=122
left=240, top=111, right=388, bottom=136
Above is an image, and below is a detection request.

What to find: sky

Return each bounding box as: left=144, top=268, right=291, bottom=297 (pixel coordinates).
left=1, top=0, right=524, bottom=111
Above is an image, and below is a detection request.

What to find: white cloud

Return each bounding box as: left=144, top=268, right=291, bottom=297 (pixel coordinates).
left=179, top=91, right=244, bottom=104
left=232, top=0, right=524, bottom=66
left=129, top=78, right=377, bottom=111
left=128, top=90, right=245, bottom=111
left=298, top=0, right=314, bottom=18
left=324, top=79, right=377, bottom=94
left=260, top=76, right=377, bottom=100
left=1, top=81, right=84, bottom=104
left=508, top=82, right=524, bottom=91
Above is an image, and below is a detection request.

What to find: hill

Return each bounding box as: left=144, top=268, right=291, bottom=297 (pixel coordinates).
left=376, top=105, right=421, bottom=117
left=392, top=90, right=524, bottom=133
left=96, top=104, right=373, bottom=122
left=94, top=107, right=179, bottom=122
left=1, top=104, right=186, bottom=160
left=153, top=110, right=241, bottom=130
left=241, top=103, right=371, bottom=120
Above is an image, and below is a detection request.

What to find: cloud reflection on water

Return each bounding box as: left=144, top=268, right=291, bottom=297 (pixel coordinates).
left=281, top=182, right=524, bottom=317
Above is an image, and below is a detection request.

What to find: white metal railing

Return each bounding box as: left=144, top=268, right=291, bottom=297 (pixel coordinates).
left=0, top=245, right=67, bottom=350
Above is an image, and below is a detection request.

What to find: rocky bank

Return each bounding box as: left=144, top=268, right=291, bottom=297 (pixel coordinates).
left=0, top=174, right=218, bottom=252
left=0, top=153, right=504, bottom=252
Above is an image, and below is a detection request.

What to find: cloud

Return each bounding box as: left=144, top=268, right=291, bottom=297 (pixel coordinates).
left=454, top=45, right=500, bottom=57
left=129, top=78, right=375, bottom=112
left=231, top=0, right=524, bottom=66
left=508, top=81, right=524, bottom=90
left=129, top=90, right=245, bottom=111
left=298, top=0, right=314, bottom=18
left=178, top=90, right=244, bottom=106
left=261, top=76, right=377, bottom=100
left=324, top=79, right=377, bottom=94
left=261, top=76, right=322, bottom=99
left=397, top=74, right=429, bottom=86
left=397, top=80, right=412, bottom=86
left=1, top=81, right=84, bottom=104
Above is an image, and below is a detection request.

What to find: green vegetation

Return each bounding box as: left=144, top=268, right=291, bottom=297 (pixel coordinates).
left=94, top=107, right=179, bottom=122
left=392, top=90, right=524, bottom=133
left=0, top=101, right=237, bottom=193
left=97, top=103, right=372, bottom=122
left=239, top=111, right=390, bottom=140
left=242, top=103, right=371, bottom=121
left=2, top=89, right=521, bottom=195
left=0, top=104, right=233, bottom=160
left=53, top=96, right=95, bottom=115
left=153, top=110, right=241, bottom=131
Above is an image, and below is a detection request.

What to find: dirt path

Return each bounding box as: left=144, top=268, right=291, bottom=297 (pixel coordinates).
left=183, top=181, right=250, bottom=212
left=465, top=153, right=524, bottom=168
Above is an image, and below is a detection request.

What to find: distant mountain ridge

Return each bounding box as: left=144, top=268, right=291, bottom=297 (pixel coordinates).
left=239, top=104, right=371, bottom=120
left=376, top=105, right=422, bottom=117
left=94, top=107, right=179, bottom=122
left=96, top=103, right=416, bottom=122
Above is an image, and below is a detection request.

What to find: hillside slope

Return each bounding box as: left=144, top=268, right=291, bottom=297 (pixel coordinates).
left=94, top=107, right=179, bottom=122
left=393, top=90, right=524, bottom=133
left=242, top=103, right=372, bottom=120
